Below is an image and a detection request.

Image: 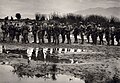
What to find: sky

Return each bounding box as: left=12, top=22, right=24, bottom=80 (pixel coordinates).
left=0, top=0, right=120, bottom=19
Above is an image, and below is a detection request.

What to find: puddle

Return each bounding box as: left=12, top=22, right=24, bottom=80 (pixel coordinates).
left=0, top=45, right=104, bottom=64
left=0, top=65, right=85, bottom=83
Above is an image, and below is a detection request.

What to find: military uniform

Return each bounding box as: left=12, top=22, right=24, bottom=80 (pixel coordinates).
left=46, top=25, right=53, bottom=43
left=105, top=28, right=110, bottom=45
left=8, top=22, right=16, bottom=42
left=1, top=22, right=9, bottom=42
left=60, top=25, right=66, bottom=43
left=86, top=24, right=92, bottom=43
left=53, top=24, right=60, bottom=45
left=32, top=23, right=38, bottom=43
left=91, top=25, right=98, bottom=45
left=110, top=26, right=115, bottom=45
left=79, top=24, right=85, bottom=44
left=21, top=23, right=30, bottom=43
left=65, top=25, right=72, bottom=44
left=73, top=26, right=79, bottom=43
left=97, top=26, right=104, bottom=45
left=15, top=24, right=21, bottom=42
left=115, top=28, right=120, bottom=45
left=38, top=24, right=45, bottom=43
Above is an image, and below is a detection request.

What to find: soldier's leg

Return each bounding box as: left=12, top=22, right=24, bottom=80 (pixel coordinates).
left=107, top=38, right=110, bottom=45
left=111, top=35, right=114, bottom=45
left=11, top=34, right=15, bottom=42
left=48, top=35, right=51, bottom=43
left=91, top=35, right=94, bottom=44
left=74, top=34, right=78, bottom=43
left=61, top=35, right=65, bottom=43
left=87, top=35, right=90, bottom=43
left=57, top=35, right=59, bottom=45
left=9, top=34, right=12, bottom=42
left=81, top=34, right=84, bottom=44
left=2, top=32, right=5, bottom=41
left=25, top=34, right=29, bottom=43
left=99, top=35, right=101, bottom=45
left=101, top=35, right=104, bottom=45
left=26, top=34, right=29, bottom=43
left=94, top=36, right=97, bottom=45
left=66, top=34, right=69, bottom=44
left=16, top=34, right=19, bottom=42
left=33, top=34, right=37, bottom=43
left=42, top=35, right=44, bottom=43
left=68, top=34, right=71, bottom=44
left=116, top=36, right=120, bottom=45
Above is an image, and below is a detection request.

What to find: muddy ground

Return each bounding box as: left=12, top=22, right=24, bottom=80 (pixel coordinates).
left=0, top=42, right=120, bottom=83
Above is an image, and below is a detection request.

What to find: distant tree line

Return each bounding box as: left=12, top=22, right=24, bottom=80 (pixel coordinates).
left=2, top=12, right=120, bottom=28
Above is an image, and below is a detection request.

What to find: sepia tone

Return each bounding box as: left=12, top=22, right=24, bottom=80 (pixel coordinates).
left=0, top=0, right=120, bottom=83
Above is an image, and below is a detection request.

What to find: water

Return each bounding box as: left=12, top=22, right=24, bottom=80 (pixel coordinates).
left=0, top=65, right=85, bottom=83
left=0, top=44, right=103, bottom=64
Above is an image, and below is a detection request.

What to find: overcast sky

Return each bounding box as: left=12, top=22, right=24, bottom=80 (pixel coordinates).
left=0, top=0, right=120, bottom=18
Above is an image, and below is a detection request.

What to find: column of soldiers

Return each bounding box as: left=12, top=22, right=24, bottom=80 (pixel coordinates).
left=1, top=21, right=120, bottom=46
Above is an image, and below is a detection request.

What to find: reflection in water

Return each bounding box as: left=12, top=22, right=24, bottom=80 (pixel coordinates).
left=1, top=45, right=96, bottom=64
left=0, top=65, right=86, bottom=83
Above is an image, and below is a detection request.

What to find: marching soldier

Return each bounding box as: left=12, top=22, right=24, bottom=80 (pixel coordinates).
left=1, top=22, right=9, bottom=42
left=86, top=23, right=92, bottom=43
left=32, top=22, right=38, bottom=43
left=8, top=22, right=16, bottom=42
left=38, top=23, right=45, bottom=44
left=46, top=24, right=53, bottom=43
left=110, top=26, right=115, bottom=45
left=15, top=23, right=21, bottom=42
left=91, top=24, right=98, bottom=45
left=105, top=27, right=111, bottom=45
left=72, top=24, right=79, bottom=43
left=21, top=22, right=30, bottom=44
left=97, top=24, right=104, bottom=45
left=65, top=25, right=72, bottom=44
left=60, top=24, right=66, bottom=43
left=53, top=23, right=60, bottom=45
left=79, top=22, right=85, bottom=44
left=115, top=28, right=120, bottom=46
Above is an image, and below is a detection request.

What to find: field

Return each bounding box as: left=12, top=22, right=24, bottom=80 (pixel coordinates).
left=0, top=21, right=120, bottom=83
left=0, top=41, right=120, bottom=83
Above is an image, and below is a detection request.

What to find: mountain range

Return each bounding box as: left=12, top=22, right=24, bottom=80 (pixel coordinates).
left=75, top=7, right=120, bottom=18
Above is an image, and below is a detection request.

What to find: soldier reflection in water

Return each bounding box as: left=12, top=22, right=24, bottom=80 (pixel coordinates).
left=51, top=64, right=57, bottom=80
left=31, top=48, right=36, bottom=61
left=37, top=48, right=44, bottom=61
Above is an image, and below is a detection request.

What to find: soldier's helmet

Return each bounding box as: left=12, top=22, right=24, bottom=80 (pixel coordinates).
left=98, top=24, right=101, bottom=27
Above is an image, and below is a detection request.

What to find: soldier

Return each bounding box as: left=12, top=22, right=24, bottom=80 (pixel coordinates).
left=53, top=23, right=60, bottom=45
left=8, top=22, right=16, bottom=42
left=32, top=22, right=38, bottom=43
left=38, top=23, right=44, bottom=44
left=86, top=23, right=92, bottom=43
left=110, top=26, right=115, bottom=45
left=97, top=24, right=104, bottom=45
left=79, top=22, right=85, bottom=44
left=1, top=22, right=9, bottom=42
left=15, top=23, right=21, bottom=42
left=60, top=24, right=66, bottom=43
left=21, top=22, right=30, bottom=44
left=46, top=24, right=53, bottom=43
left=42, top=23, right=48, bottom=43
left=65, top=25, right=72, bottom=44
left=105, top=27, right=111, bottom=45
left=37, top=48, right=44, bottom=61
left=72, top=24, right=79, bottom=43
left=91, top=24, right=98, bottom=45
left=115, top=28, right=120, bottom=46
